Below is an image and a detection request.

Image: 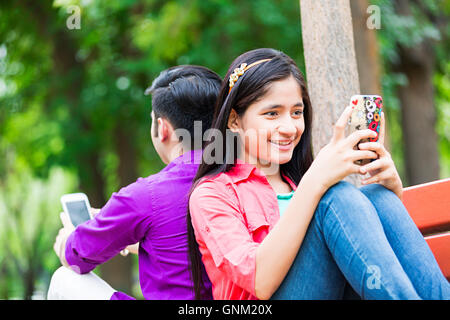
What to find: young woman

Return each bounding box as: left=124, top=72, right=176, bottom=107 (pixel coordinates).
left=187, top=48, right=450, bottom=300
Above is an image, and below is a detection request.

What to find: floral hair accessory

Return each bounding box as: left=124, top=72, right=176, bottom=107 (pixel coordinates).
left=228, top=59, right=272, bottom=92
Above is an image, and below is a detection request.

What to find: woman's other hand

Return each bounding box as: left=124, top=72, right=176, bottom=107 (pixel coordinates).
left=357, top=112, right=403, bottom=199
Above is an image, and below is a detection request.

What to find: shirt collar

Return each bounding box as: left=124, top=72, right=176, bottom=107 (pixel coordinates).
left=171, top=149, right=203, bottom=165
left=228, top=158, right=257, bottom=183
left=228, top=158, right=297, bottom=191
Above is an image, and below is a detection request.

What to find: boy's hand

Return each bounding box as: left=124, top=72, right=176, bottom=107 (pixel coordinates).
left=90, top=207, right=101, bottom=217
left=120, top=243, right=140, bottom=256
left=53, top=212, right=75, bottom=267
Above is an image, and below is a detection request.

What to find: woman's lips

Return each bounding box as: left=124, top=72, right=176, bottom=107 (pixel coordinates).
left=270, top=140, right=294, bottom=151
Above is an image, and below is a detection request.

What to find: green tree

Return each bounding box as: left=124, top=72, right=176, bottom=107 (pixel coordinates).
left=373, top=0, right=450, bottom=185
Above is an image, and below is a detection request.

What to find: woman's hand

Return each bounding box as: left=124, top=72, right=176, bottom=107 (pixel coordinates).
left=308, top=106, right=379, bottom=193
left=357, top=112, right=403, bottom=199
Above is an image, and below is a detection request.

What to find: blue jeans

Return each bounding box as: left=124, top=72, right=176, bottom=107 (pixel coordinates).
left=271, top=181, right=450, bottom=300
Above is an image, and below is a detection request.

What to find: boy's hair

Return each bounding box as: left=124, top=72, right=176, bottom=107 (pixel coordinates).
left=145, top=65, right=222, bottom=146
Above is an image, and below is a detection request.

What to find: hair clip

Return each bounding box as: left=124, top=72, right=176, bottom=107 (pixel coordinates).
left=228, top=59, right=272, bottom=93
left=229, top=63, right=247, bottom=90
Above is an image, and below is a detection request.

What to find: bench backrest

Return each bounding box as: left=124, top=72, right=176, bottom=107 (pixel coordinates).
left=402, top=178, right=450, bottom=280
left=403, top=178, right=450, bottom=234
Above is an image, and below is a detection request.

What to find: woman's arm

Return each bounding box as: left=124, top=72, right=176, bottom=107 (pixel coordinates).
left=255, top=106, right=379, bottom=299
left=254, top=170, right=325, bottom=299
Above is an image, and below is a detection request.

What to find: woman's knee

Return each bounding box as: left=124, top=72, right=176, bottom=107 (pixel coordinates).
left=359, top=183, right=408, bottom=223
left=315, top=180, right=369, bottom=221
left=321, top=180, right=361, bottom=204
left=359, top=183, right=398, bottom=203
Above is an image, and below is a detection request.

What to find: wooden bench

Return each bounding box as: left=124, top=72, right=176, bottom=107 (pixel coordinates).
left=402, top=178, right=450, bottom=280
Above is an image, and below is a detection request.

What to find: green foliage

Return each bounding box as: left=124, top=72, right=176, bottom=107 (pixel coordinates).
left=0, top=167, right=77, bottom=299
left=372, top=0, right=450, bottom=181
left=434, top=64, right=450, bottom=179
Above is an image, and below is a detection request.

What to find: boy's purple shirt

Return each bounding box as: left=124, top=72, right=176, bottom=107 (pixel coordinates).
left=64, top=149, right=212, bottom=300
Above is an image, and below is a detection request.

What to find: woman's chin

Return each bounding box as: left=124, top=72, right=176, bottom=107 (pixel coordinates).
left=270, top=149, right=294, bottom=164
left=258, top=154, right=293, bottom=167
left=274, top=157, right=292, bottom=166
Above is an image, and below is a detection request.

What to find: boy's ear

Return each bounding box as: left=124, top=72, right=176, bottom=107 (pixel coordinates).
left=158, top=117, right=176, bottom=143
left=157, top=117, right=169, bottom=142
left=227, top=109, right=241, bottom=133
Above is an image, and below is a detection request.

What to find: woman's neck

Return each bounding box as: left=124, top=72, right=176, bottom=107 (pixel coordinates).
left=237, top=153, right=292, bottom=193
left=257, top=163, right=292, bottom=194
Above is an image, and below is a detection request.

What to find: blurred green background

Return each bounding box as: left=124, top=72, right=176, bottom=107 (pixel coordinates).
left=0, top=0, right=448, bottom=299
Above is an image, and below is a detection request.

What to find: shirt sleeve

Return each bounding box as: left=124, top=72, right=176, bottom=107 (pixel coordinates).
left=65, top=180, right=152, bottom=274
left=189, top=180, right=259, bottom=296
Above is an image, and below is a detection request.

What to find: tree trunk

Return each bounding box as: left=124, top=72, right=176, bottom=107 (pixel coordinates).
left=394, top=0, right=440, bottom=186
left=350, top=0, right=391, bottom=152
left=115, top=124, right=138, bottom=188
left=299, top=0, right=361, bottom=185
left=18, top=0, right=108, bottom=205
left=350, top=0, right=382, bottom=96
left=23, top=269, right=35, bottom=300
left=98, top=124, right=138, bottom=295
left=51, top=25, right=108, bottom=207
left=97, top=11, right=141, bottom=295
left=19, top=0, right=133, bottom=294
left=0, top=263, right=9, bottom=299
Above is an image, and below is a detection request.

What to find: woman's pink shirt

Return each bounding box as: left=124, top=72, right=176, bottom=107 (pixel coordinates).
left=189, top=160, right=297, bottom=300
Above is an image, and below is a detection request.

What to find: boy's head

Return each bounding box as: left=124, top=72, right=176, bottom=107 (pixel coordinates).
left=145, top=65, right=222, bottom=163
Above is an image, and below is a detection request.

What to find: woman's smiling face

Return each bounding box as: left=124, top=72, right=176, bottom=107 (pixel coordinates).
left=229, top=75, right=305, bottom=168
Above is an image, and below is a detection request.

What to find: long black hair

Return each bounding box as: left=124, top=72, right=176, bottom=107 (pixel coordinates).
left=187, top=48, right=314, bottom=299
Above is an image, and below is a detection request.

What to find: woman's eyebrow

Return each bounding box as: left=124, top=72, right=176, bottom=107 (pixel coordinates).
left=263, top=104, right=282, bottom=110
left=262, top=102, right=304, bottom=110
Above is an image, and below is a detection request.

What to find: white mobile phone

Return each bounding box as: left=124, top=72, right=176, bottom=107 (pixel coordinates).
left=60, top=193, right=93, bottom=227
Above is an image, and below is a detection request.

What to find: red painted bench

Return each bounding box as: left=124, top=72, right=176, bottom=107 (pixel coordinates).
left=402, top=178, right=450, bottom=280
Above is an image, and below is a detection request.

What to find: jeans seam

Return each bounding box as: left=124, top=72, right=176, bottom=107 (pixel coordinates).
left=326, top=200, right=397, bottom=299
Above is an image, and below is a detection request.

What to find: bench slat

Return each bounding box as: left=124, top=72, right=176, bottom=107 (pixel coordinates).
left=402, top=178, right=450, bottom=234
left=425, top=232, right=450, bottom=280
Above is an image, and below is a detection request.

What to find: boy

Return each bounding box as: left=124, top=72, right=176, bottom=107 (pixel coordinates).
left=49, top=65, right=221, bottom=300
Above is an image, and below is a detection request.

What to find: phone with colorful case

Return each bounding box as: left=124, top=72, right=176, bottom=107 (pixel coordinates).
left=348, top=95, right=383, bottom=165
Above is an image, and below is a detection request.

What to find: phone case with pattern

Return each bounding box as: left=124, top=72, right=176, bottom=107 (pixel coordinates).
left=348, top=95, right=383, bottom=165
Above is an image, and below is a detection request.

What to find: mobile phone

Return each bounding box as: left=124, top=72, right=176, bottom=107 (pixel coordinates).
left=60, top=193, right=93, bottom=227
left=348, top=94, right=383, bottom=165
